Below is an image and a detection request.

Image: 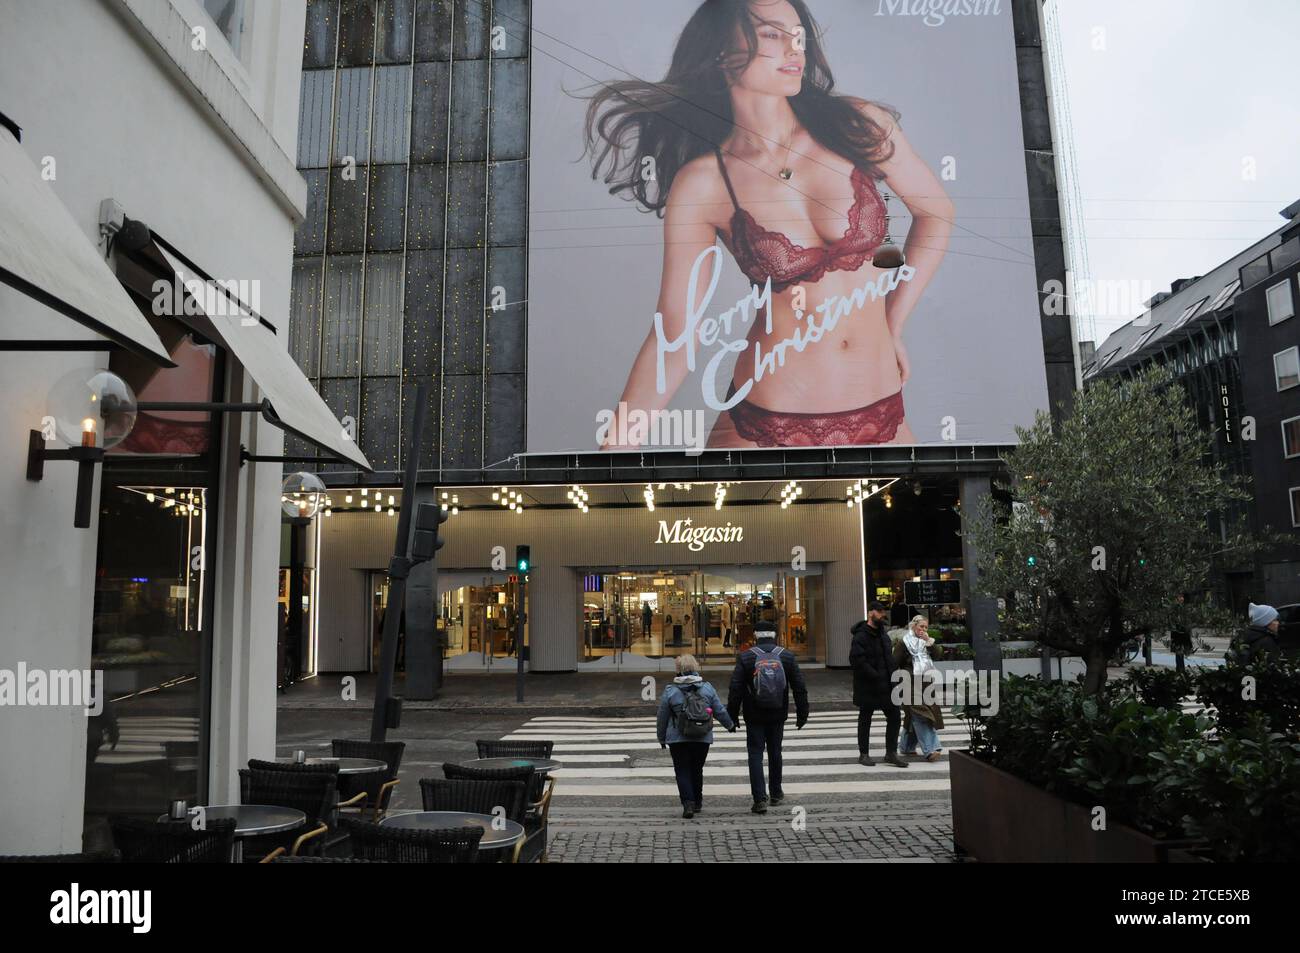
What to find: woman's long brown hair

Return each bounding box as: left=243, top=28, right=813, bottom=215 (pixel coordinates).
left=583, top=0, right=899, bottom=216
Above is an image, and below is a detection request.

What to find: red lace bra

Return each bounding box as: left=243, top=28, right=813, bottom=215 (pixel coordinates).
left=713, top=148, right=887, bottom=293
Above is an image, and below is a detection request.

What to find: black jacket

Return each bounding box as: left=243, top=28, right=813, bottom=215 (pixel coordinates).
left=1240, top=624, right=1280, bottom=662
left=849, top=619, right=898, bottom=707
left=727, top=640, right=809, bottom=726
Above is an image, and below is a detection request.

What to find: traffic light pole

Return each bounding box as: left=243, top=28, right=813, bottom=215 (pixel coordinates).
left=370, top=384, right=429, bottom=743
left=515, top=575, right=525, bottom=703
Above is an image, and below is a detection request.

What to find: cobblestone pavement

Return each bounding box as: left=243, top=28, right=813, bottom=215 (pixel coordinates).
left=548, top=802, right=956, bottom=863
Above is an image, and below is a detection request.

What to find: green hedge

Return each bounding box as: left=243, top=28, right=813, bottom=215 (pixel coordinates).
left=962, top=659, right=1300, bottom=862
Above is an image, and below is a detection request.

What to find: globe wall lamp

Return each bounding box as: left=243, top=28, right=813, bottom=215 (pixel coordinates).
left=27, top=368, right=290, bottom=528
left=26, top=369, right=137, bottom=528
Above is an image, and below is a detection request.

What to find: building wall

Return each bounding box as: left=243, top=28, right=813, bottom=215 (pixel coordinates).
left=0, top=0, right=306, bottom=851
left=289, top=0, right=531, bottom=480
left=1237, top=241, right=1300, bottom=605
left=316, top=499, right=868, bottom=672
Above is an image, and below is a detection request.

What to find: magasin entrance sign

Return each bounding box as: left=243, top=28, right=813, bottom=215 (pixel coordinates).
left=904, top=579, right=961, bottom=605
left=654, top=518, right=743, bottom=552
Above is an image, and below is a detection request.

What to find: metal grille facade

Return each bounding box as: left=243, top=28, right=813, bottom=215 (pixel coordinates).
left=289, top=0, right=529, bottom=476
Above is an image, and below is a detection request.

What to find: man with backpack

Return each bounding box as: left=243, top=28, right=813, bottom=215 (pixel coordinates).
left=656, top=654, right=735, bottom=818
left=727, top=621, right=809, bottom=814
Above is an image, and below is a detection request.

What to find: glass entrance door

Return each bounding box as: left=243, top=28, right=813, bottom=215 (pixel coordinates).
left=440, top=576, right=527, bottom=669
left=578, top=567, right=826, bottom=669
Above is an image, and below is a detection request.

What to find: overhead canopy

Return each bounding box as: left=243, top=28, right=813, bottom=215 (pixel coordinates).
left=0, top=123, right=171, bottom=365
left=154, top=244, right=372, bottom=471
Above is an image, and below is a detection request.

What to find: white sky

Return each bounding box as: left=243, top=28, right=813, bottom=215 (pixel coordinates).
left=1049, top=0, right=1300, bottom=345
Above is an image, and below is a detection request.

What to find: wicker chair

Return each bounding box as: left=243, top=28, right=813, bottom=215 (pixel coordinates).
left=339, top=816, right=482, bottom=863
left=0, top=850, right=121, bottom=863
left=331, top=739, right=405, bottom=820
left=443, top=762, right=552, bottom=863
left=475, top=739, right=555, bottom=759
left=239, top=760, right=341, bottom=861
left=108, top=816, right=236, bottom=863
left=419, top=777, right=538, bottom=863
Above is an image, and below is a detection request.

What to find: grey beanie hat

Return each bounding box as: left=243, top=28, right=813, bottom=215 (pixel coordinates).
left=1249, top=603, right=1278, bottom=627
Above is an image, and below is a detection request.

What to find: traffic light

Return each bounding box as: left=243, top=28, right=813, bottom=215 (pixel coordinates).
left=411, top=502, right=449, bottom=562
left=1027, top=555, right=1037, bottom=567
left=516, top=544, right=530, bottom=573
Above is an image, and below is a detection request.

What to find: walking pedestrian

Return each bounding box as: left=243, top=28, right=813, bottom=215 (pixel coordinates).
left=850, top=602, right=909, bottom=768
left=656, top=654, right=735, bottom=818
left=896, top=616, right=944, bottom=762
left=726, top=621, right=809, bottom=814
left=1230, top=603, right=1282, bottom=664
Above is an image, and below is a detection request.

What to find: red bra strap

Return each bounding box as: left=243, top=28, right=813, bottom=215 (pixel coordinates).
left=713, top=148, right=741, bottom=212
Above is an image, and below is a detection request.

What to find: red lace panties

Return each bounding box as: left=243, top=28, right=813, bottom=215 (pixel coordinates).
left=729, top=391, right=905, bottom=447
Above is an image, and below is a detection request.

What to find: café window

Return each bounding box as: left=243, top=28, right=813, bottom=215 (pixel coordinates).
left=83, top=302, right=224, bottom=850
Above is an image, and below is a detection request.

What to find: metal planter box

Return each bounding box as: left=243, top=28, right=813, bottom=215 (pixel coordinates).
left=949, top=750, right=1192, bottom=863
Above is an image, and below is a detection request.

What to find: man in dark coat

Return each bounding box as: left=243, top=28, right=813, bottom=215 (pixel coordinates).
left=1234, top=602, right=1282, bottom=663
left=850, top=602, right=909, bottom=767
left=727, top=621, right=809, bottom=814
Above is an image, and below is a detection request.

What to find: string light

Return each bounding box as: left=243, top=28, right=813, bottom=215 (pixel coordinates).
left=845, top=478, right=901, bottom=508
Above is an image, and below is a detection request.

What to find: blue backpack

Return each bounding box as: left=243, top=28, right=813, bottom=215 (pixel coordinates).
left=751, top=644, right=788, bottom=708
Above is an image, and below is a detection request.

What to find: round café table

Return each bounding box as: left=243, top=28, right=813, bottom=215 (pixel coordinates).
left=160, top=804, right=305, bottom=863
left=379, top=811, right=525, bottom=856
left=273, top=756, right=387, bottom=775
left=457, top=757, right=561, bottom=774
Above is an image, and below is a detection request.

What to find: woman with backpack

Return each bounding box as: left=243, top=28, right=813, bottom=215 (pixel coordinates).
left=656, top=654, right=735, bottom=818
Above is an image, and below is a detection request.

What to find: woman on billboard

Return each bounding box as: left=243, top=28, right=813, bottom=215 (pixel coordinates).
left=587, top=0, right=952, bottom=448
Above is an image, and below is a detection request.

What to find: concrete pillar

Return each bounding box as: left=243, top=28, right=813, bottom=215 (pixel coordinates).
left=960, top=475, right=1002, bottom=674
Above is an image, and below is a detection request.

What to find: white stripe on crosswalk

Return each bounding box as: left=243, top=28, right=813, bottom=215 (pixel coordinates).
left=545, top=733, right=969, bottom=753
left=553, top=763, right=949, bottom=780
left=554, top=781, right=953, bottom=797
left=525, top=713, right=866, bottom=724
left=499, top=712, right=963, bottom=800
left=509, top=726, right=962, bottom=742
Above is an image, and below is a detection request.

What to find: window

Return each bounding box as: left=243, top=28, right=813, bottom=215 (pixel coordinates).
left=1283, top=416, right=1300, bottom=459
left=1171, top=297, right=1209, bottom=331
left=1276, top=347, right=1300, bottom=391
left=1292, top=487, right=1300, bottom=528
left=1206, top=278, right=1240, bottom=314
left=1124, top=326, right=1159, bottom=359
left=202, top=0, right=245, bottom=58
left=1267, top=279, right=1295, bottom=325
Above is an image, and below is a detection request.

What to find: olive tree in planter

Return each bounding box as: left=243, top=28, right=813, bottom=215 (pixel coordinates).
left=968, top=368, right=1250, bottom=694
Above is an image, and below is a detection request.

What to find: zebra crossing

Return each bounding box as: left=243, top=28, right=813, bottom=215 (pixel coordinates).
left=503, top=710, right=973, bottom=800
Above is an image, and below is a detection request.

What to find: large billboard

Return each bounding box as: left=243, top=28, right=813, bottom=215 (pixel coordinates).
left=527, top=0, right=1049, bottom=452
